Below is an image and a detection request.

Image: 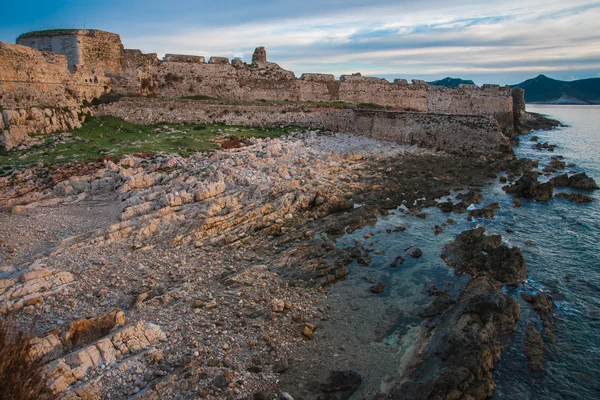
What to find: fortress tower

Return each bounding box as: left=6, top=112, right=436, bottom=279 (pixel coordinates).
left=16, top=29, right=123, bottom=75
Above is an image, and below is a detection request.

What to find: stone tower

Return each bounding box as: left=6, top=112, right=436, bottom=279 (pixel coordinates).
left=17, top=29, right=123, bottom=75
left=252, top=46, right=267, bottom=67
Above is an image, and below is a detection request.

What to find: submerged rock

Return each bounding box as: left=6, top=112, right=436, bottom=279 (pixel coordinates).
left=555, top=192, right=593, bottom=203
left=524, top=322, right=544, bottom=371
left=319, top=370, right=362, bottom=400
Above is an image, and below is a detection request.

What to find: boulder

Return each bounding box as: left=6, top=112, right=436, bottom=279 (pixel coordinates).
left=523, top=323, right=544, bottom=371
left=503, top=172, right=554, bottom=202
left=441, top=227, right=526, bottom=283
left=568, top=172, right=599, bottom=190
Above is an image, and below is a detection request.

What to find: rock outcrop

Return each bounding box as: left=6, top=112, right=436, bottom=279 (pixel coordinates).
left=503, top=172, right=554, bottom=202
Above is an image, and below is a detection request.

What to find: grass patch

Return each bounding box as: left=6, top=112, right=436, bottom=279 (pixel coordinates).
left=0, top=116, right=300, bottom=169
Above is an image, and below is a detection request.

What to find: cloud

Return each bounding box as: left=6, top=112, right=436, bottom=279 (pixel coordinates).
left=4, top=0, right=600, bottom=84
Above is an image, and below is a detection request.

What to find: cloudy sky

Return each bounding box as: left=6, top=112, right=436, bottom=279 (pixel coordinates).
left=3, top=0, right=600, bottom=85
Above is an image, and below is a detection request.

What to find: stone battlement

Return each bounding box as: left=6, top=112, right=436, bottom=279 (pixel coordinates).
left=0, top=27, right=526, bottom=151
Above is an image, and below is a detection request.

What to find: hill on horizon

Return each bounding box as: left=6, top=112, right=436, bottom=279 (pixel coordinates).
left=427, top=77, right=476, bottom=88
left=512, top=74, right=600, bottom=104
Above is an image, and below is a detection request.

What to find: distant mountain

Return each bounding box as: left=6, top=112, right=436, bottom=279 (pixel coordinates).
left=512, top=74, right=600, bottom=104
left=427, top=77, right=476, bottom=88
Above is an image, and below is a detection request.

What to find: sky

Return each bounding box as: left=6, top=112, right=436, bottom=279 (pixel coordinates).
left=2, top=0, right=600, bottom=85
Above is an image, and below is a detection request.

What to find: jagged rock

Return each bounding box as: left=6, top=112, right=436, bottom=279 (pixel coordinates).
left=468, top=202, right=499, bottom=219
left=568, top=172, right=599, bottom=190
left=523, top=323, right=544, bottom=371
left=441, top=227, right=526, bottom=283
left=61, top=309, right=126, bottom=349
left=40, top=321, right=166, bottom=397
left=370, top=282, right=386, bottom=294
left=521, top=292, right=553, bottom=319
left=456, top=190, right=483, bottom=204
left=551, top=173, right=569, bottom=187
left=409, top=248, right=422, bottom=258
left=391, top=277, right=520, bottom=400
left=0, top=265, right=75, bottom=314
left=555, top=192, right=593, bottom=203
left=503, top=172, right=554, bottom=202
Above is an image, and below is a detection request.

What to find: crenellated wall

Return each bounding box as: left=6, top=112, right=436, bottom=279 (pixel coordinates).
left=114, top=48, right=517, bottom=133
left=2, top=28, right=521, bottom=152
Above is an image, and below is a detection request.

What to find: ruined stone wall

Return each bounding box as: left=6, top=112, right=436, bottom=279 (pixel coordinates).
left=97, top=98, right=511, bottom=158
left=17, top=30, right=122, bottom=75
left=426, top=84, right=515, bottom=134
left=115, top=49, right=515, bottom=130
left=0, top=42, right=108, bottom=149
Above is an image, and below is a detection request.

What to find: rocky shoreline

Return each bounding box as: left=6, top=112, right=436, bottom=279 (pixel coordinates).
left=2, top=110, right=592, bottom=399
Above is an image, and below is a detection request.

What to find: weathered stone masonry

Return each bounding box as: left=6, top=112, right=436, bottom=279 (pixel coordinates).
left=98, top=98, right=511, bottom=158
left=0, top=27, right=526, bottom=155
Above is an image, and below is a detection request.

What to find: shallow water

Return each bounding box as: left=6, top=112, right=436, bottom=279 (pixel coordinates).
left=313, top=105, right=600, bottom=399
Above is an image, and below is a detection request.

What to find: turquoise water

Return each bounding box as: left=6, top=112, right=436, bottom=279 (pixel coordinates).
left=324, top=105, right=600, bottom=398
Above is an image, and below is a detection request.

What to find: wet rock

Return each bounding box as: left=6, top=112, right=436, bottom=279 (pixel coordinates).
left=503, top=172, right=554, bottom=202
left=389, top=255, right=405, bottom=268
left=521, top=292, right=553, bottom=319
left=551, top=173, right=569, bottom=187
left=456, top=190, right=483, bottom=205
left=392, top=277, right=520, bottom=400
left=523, top=323, right=544, bottom=371
left=441, top=227, right=526, bottom=283
left=568, top=172, right=599, bottom=190
left=419, top=292, right=456, bottom=318
left=530, top=136, right=539, bottom=141
left=370, top=282, right=386, bottom=294
left=468, top=202, right=499, bottom=220
left=409, top=248, right=422, bottom=258
left=499, top=176, right=507, bottom=183
left=254, top=392, right=270, bottom=400
left=319, top=370, right=362, bottom=400
left=437, top=201, right=454, bottom=213
left=555, top=192, right=593, bottom=203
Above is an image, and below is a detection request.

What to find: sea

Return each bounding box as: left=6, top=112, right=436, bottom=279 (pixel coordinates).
left=311, top=105, right=600, bottom=399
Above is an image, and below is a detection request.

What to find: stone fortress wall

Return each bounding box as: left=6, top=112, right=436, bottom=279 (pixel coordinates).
left=0, top=35, right=112, bottom=149
left=115, top=46, right=522, bottom=134
left=0, top=28, right=526, bottom=154
left=98, top=98, right=512, bottom=158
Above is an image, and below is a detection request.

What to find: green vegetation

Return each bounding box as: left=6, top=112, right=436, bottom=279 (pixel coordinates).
left=0, top=116, right=298, bottom=169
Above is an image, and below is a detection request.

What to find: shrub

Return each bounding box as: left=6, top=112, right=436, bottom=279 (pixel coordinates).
left=0, top=317, right=46, bottom=399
